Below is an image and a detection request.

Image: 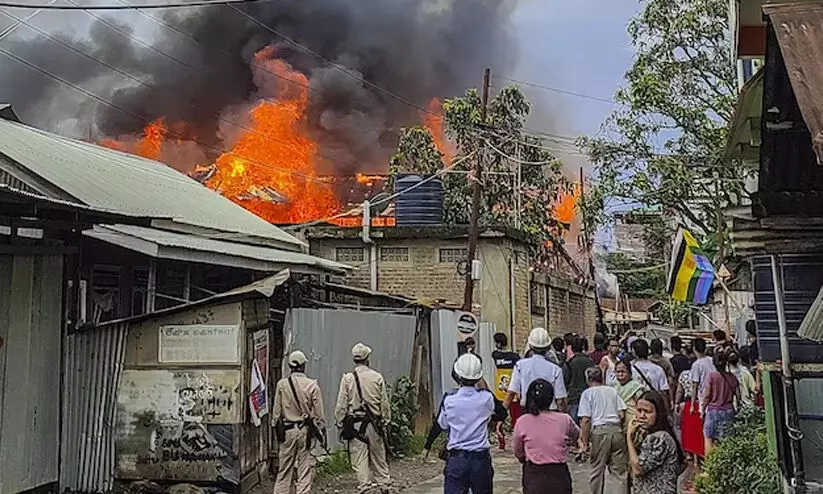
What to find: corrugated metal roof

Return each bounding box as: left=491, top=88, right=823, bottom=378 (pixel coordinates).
left=84, top=224, right=351, bottom=273
left=0, top=117, right=304, bottom=248
left=764, top=1, right=823, bottom=165
left=94, top=269, right=291, bottom=328
left=798, top=284, right=823, bottom=342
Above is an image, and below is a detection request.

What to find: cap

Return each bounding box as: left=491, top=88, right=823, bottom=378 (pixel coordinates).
left=351, top=342, right=372, bottom=361
left=528, top=327, right=550, bottom=349
left=288, top=350, right=307, bottom=366
left=453, top=353, right=483, bottom=380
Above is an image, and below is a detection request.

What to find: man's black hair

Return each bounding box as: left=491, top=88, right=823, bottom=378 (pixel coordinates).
left=493, top=332, right=508, bottom=347
left=459, top=377, right=480, bottom=387
left=650, top=338, right=664, bottom=356
left=739, top=345, right=752, bottom=366
left=693, top=337, right=707, bottom=354
left=551, top=336, right=565, bottom=352
left=290, top=363, right=307, bottom=373
left=563, top=332, right=575, bottom=346
left=712, top=329, right=727, bottom=342
left=608, top=335, right=620, bottom=346
left=632, top=338, right=650, bottom=359
left=670, top=335, right=683, bottom=353
left=571, top=336, right=585, bottom=353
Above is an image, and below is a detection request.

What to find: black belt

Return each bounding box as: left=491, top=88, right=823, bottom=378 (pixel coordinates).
left=283, top=420, right=305, bottom=431
left=448, top=449, right=490, bottom=458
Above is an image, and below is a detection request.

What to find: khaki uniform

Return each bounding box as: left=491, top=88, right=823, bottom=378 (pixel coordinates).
left=334, top=364, right=391, bottom=492
left=272, top=372, right=325, bottom=494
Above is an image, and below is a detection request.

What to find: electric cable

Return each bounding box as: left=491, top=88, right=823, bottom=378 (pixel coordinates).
left=0, top=0, right=262, bottom=9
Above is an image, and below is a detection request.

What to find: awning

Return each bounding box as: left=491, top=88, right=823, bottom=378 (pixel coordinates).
left=725, top=68, right=763, bottom=162
left=764, top=1, right=823, bottom=164
left=84, top=224, right=351, bottom=274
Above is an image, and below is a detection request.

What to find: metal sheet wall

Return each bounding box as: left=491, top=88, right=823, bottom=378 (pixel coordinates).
left=0, top=254, right=63, bottom=493
left=60, top=322, right=128, bottom=493
left=284, top=309, right=417, bottom=446
left=429, top=310, right=495, bottom=405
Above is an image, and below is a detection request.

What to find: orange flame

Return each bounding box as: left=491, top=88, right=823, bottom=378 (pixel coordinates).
left=422, top=98, right=454, bottom=163
left=99, top=118, right=167, bottom=161
left=554, top=185, right=580, bottom=225
left=202, top=47, right=339, bottom=223
left=355, top=173, right=386, bottom=186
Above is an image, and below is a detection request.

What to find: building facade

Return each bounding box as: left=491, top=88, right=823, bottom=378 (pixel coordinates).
left=303, top=225, right=597, bottom=349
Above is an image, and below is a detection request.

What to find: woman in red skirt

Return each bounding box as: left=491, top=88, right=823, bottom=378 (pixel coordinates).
left=677, top=369, right=705, bottom=458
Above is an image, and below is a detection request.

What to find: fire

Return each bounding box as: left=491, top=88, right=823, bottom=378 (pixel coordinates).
left=356, top=173, right=386, bottom=186
left=554, top=185, right=580, bottom=225
left=99, top=118, right=167, bottom=161
left=422, top=98, right=454, bottom=163
left=136, top=118, right=166, bottom=161
left=203, top=47, right=339, bottom=224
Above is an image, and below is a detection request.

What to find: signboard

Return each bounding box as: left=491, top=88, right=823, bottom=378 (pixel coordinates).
left=159, top=325, right=240, bottom=364
left=456, top=311, right=478, bottom=335
left=252, top=329, right=269, bottom=381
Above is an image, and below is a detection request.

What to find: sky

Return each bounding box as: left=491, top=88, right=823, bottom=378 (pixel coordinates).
left=509, top=0, right=639, bottom=138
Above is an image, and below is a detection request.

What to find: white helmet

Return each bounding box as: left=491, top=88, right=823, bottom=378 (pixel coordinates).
left=528, top=327, right=551, bottom=349
left=453, top=353, right=483, bottom=380
left=288, top=350, right=307, bottom=367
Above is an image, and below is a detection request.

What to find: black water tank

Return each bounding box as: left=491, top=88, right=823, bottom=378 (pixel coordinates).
left=752, top=255, right=823, bottom=363
left=394, top=174, right=444, bottom=225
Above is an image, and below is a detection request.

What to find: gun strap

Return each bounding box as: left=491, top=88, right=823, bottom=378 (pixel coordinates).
left=288, top=376, right=308, bottom=417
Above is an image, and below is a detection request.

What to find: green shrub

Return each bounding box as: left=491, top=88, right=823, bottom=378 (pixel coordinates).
left=316, top=449, right=351, bottom=479
left=694, top=406, right=781, bottom=494
left=388, top=375, right=419, bottom=457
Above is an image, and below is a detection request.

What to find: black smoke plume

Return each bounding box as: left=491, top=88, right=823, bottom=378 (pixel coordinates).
left=0, top=0, right=518, bottom=173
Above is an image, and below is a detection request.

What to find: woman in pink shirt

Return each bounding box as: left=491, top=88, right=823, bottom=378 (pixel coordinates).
left=513, top=378, right=580, bottom=494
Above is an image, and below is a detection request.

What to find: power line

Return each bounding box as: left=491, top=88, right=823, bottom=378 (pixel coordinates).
left=0, top=0, right=261, bottom=9
left=493, top=76, right=616, bottom=104
left=113, top=0, right=314, bottom=96
left=41, top=0, right=361, bottom=174
left=227, top=4, right=438, bottom=117
left=0, top=44, right=342, bottom=190
left=287, top=152, right=476, bottom=229
left=0, top=7, right=344, bottom=185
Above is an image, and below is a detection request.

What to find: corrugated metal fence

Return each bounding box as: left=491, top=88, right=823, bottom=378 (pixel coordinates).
left=283, top=308, right=417, bottom=447
left=60, top=322, right=128, bottom=493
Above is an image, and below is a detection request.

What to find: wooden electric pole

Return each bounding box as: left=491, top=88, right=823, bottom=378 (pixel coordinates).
left=579, top=167, right=605, bottom=329
left=462, top=68, right=491, bottom=312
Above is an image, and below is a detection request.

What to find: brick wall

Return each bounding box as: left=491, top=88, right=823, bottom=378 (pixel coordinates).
left=308, top=234, right=596, bottom=349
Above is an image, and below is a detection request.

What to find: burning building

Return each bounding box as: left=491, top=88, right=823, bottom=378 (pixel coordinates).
left=0, top=0, right=519, bottom=224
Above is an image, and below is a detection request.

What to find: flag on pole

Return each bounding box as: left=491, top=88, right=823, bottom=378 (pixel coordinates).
left=666, top=227, right=715, bottom=305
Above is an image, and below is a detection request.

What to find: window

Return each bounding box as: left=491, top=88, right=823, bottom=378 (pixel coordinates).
left=91, top=265, right=120, bottom=323
left=380, top=247, right=409, bottom=262
left=439, top=248, right=468, bottom=263
left=336, top=247, right=364, bottom=263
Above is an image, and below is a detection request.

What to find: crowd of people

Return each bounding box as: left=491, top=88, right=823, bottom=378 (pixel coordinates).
left=265, top=324, right=761, bottom=494
left=426, top=322, right=762, bottom=494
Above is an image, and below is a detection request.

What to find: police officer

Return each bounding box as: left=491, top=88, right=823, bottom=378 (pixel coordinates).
left=334, top=343, right=391, bottom=493
left=272, top=350, right=325, bottom=494
left=438, top=353, right=506, bottom=494
left=504, top=327, right=568, bottom=412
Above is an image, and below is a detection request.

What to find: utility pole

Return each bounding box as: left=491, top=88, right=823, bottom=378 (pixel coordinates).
left=579, top=167, right=605, bottom=330
left=462, top=68, right=490, bottom=312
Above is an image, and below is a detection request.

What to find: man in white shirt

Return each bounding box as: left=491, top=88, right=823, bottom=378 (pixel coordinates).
left=578, top=366, right=628, bottom=494
left=630, top=339, right=670, bottom=393
left=504, top=327, right=568, bottom=412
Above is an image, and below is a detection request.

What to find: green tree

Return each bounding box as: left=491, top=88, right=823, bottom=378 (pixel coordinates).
left=390, top=86, right=568, bottom=247
left=603, top=252, right=666, bottom=298
left=581, top=0, right=750, bottom=253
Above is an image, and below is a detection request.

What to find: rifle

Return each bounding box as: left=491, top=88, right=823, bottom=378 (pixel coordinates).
left=352, top=372, right=394, bottom=459
left=287, top=376, right=328, bottom=453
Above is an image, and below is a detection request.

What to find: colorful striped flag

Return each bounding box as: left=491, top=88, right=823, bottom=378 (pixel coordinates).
left=666, top=227, right=715, bottom=305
